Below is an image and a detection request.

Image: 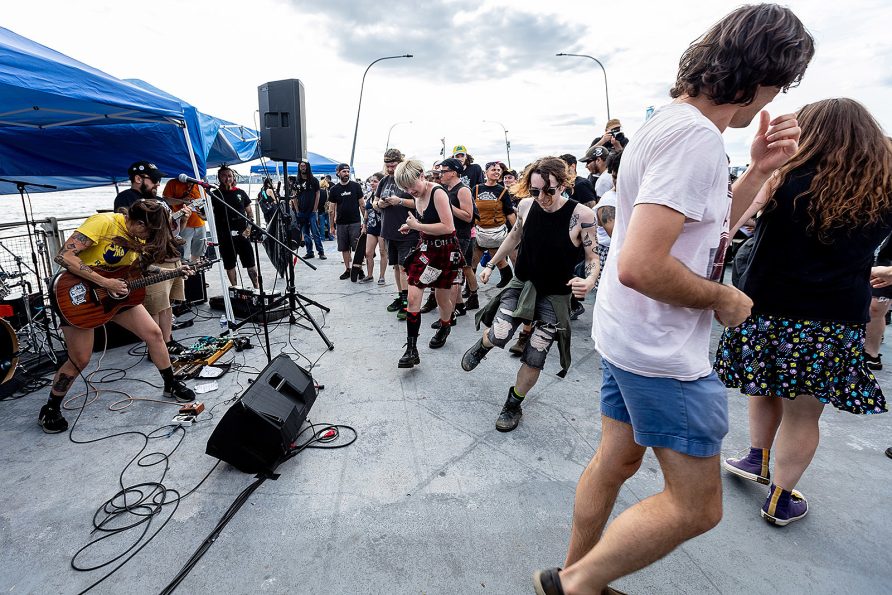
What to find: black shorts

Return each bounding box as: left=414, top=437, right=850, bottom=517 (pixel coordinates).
left=458, top=238, right=475, bottom=267
left=219, top=233, right=256, bottom=270
left=387, top=238, right=415, bottom=268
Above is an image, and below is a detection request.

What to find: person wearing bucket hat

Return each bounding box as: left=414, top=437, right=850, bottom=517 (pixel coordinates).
left=114, top=160, right=165, bottom=213
left=452, top=145, right=485, bottom=189
left=374, top=148, right=418, bottom=320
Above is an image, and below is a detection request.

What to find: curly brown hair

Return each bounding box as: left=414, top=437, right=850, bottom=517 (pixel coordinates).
left=510, top=156, right=575, bottom=198
left=116, top=199, right=182, bottom=264
left=770, top=98, right=892, bottom=242
left=670, top=4, right=815, bottom=106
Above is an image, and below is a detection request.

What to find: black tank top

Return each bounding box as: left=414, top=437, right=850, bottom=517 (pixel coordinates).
left=418, top=185, right=453, bottom=239
left=515, top=198, right=579, bottom=295
left=447, top=183, right=473, bottom=239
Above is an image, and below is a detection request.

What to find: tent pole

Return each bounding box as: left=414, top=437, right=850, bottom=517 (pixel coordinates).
left=182, top=123, right=236, bottom=334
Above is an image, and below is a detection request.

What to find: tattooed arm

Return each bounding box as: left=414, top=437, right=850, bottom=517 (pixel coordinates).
left=567, top=204, right=600, bottom=298
left=55, top=232, right=127, bottom=294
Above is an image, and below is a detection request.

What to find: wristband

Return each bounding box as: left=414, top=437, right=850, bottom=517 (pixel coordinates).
left=486, top=262, right=497, bottom=270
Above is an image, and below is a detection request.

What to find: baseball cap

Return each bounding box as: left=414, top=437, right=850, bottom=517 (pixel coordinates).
left=579, top=145, right=610, bottom=163
left=452, top=145, right=468, bottom=156
left=336, top=163, right=350, bottom=172
left=128, top=160, right=164, bottom=182
left=383, top=148, right=403, bottom=162
left=439, top=158, right=464, bottom=174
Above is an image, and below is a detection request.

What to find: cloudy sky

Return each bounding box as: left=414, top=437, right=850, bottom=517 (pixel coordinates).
left=5, top=0, right=891, bottom=178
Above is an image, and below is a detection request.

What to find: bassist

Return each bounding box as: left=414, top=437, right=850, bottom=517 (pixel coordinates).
left=40, top=199, right=195, bottom=434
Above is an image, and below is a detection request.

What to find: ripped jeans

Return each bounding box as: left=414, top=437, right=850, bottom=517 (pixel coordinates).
left=486, top=287, right=559, bottom=370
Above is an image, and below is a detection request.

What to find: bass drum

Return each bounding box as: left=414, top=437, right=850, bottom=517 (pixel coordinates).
left=0, top=317, right=18, bottom=384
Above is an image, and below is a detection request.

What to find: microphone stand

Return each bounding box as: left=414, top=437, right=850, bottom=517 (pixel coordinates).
left=0, top=177, right=60, bottom=365
left=205, top=183, right=333, bottom=355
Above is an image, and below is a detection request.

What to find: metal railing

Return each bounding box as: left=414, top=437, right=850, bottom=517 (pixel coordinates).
left=0, top=215, right=85, bottom=298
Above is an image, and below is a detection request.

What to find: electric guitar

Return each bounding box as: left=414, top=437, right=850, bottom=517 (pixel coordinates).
left=52, top=259, right=216, bottom=329
left=171, top=198, right=207, bottom=222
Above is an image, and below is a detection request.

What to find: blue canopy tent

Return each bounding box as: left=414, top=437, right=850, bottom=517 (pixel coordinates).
left=249, top=152, right=347, bottom=177
left=0, top=28, right=260, bottom=194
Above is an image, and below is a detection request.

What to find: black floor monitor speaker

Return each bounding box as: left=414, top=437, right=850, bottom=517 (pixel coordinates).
left=206, top=354, right=317, bottom=474
left=258, top=79, right=307, bottom=163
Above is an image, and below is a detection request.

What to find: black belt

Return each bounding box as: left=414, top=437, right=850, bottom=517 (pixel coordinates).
left=425, top=238, right=454, bottom=247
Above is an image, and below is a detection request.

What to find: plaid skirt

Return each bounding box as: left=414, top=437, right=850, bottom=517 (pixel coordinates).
left=714, top=314, right=887, bottom=415
left=404, top=235, right=464, bottom=289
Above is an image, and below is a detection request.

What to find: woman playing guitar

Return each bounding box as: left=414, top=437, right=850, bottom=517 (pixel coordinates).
left=39, top=199, right=195, bottom=434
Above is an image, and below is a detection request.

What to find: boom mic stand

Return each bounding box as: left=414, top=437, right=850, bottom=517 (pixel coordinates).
left=205, top=183, right=333, bottom=356
left=0, top=177, right=61, bottom=367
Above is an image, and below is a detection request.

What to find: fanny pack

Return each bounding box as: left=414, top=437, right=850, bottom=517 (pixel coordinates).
left=475, top=224, right=508, bottom=249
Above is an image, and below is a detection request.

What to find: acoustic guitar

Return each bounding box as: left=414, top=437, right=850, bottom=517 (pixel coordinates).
left=52, top=259, right=215, bottom=329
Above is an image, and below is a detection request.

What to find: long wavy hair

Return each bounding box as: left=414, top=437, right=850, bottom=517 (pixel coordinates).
left=670, top=4, right=814, bottom=106
left=771, top=98, right=892, bottom=241
left=510, top=156, right=575, bottom=198
left=117, top=199, right=182, bottom=264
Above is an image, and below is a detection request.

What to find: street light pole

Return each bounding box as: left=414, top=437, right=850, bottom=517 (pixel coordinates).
left=385, top=120, right=413, bottom=151
left=482, top=120, right=511, bottom=169
left=349, top=54, right=413, bottom=173
left=556, top=52, right=611, bottom=121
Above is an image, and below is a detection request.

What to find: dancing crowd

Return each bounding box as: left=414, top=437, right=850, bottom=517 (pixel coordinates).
left=33, top=3, right=892, bottom=593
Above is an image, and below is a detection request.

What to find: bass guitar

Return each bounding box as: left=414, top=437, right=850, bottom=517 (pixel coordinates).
left=52, top=259, right=216, bottom=329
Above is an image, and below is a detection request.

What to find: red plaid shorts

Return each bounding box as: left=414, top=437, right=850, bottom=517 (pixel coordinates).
left=404, top=235, right=464, bottom=289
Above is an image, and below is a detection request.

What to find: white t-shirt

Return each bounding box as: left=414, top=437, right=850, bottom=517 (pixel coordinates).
left=595, top=170, right=614, bottom=198
left=595, top=189, right=617, bottom=247
left=593, top=103, right=730, bottom=380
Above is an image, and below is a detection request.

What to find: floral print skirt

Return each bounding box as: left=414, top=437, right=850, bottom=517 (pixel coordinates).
left=715, top=314, right=886, bottom=415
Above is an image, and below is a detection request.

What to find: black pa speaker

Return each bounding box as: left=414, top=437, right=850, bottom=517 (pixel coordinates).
left=206, top=354, right=317, bottom=474
left=183, top=270, right=207, bottom=304
left=258, top=79, right=307, bottom=163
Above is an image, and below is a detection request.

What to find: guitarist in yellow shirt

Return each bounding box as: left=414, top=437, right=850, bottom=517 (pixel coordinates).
left=41, top=199, right=195, bottom=434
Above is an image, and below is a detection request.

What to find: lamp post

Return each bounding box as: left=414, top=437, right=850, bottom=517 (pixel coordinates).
left=349, top=54, right=413, bottom=173
left=385, top=120, right=413, bottom=150
left=556, top=52, right=611, bottom=121
left=482, top=120, right=511, bottom=169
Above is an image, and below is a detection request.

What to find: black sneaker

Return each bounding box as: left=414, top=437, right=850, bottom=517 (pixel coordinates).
left=461, top=337, right=492, bottom=371
left=420, top=293, right=438, bottom=314
left=339, top=270, right=351, bottom=280
left=496, top=388, right=523, bottom=432
left=167, top=339, right=188, bottom=356
left=164, top=379, right=195, bottom=402
left=319, top=253, right=327, bottom=260
left=38, top=404, right=68, bottom=434
left=886, top=447, right=892, bottom=459
left=386, top=296, right=403, bottom=312
left=865, top=352, right=883, bottom=370
left=569, top=302, right=585, bottom=321
left=304, top=253, right=315, bottom=259
left=454, top=303, right=467, bottom=317
left=429, top=324, right=451, bottom=349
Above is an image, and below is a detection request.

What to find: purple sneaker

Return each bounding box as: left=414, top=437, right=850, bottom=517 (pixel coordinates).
left=722, top=447, right=770, bottom=485
left=761, top=484, right=808, bottom=526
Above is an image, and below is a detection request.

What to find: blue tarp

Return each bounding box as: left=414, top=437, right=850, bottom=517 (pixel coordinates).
left=0, top=27, right=259, bottom=195
left=250, top=152, right=347, bottom=177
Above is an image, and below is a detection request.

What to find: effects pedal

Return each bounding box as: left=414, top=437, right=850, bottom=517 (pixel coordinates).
left=179, top=402, right=205, bottom=415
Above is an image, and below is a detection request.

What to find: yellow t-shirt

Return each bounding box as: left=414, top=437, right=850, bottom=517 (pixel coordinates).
left=73, top=213, right=140, bottom=269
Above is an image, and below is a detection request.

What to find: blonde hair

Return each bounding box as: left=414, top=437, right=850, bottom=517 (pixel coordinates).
left=605, top=118, right=621, bottom=130
left=394, top=159, right=425, bottom=191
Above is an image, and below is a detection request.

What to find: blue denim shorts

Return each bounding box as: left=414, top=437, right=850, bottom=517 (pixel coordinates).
left=600, top=359, right=728, bottom=457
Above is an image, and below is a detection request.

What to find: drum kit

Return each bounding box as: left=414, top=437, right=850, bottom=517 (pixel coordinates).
left=0, top=254, right=63, bottom=390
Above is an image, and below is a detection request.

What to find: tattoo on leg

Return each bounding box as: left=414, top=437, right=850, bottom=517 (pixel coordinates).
left=52, top=373, right=75, bottom=395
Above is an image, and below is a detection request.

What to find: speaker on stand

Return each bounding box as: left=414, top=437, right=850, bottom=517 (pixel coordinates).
left=258, top=79, right=306, bottom=163
left=206, top=355, right=317, bottom=475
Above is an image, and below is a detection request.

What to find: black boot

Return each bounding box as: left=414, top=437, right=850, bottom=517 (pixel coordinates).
left=431, top=311, right=457, bottom=329
left=429, top=323, right=451, bottom=349
left=465, top=292, right=480, bottom=310
left=496, top=386, right=524, bottom=432
left=496, top=265, right=514, bottom=288
left=420, top=292, right=438, bottom=314
left=461, top=337, right=493, bottom=371
left=398, top=337, right=420, bottom=368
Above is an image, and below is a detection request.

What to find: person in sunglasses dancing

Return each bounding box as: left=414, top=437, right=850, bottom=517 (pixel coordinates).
left=461, top=156, right=599, bottom=432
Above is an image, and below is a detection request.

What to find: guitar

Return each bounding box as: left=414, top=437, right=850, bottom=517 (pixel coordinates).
left=52, top=259, right=216, bottom=329
left=171, top=198, right=207, bottom=222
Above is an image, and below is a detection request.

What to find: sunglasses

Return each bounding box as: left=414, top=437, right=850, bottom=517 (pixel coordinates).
left=529, top=186, right=558, bottom=198
left=384, top=160, right=399, bottom=165
left=485, top=162, right=504, bottom=170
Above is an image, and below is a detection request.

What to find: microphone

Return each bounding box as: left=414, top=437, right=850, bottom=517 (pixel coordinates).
left=177, top=174, right=215, bottom=189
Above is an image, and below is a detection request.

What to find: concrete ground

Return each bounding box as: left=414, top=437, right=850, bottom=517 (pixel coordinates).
left=1, top=240, right=891, bottom=594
